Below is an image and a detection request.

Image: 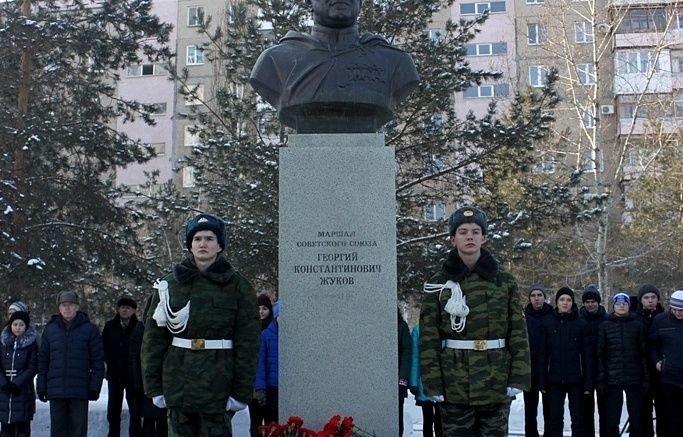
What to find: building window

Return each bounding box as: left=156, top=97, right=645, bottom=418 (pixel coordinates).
left=527, top=23, right=546, bottom=45
left=577, top=63, right=596, bottom=85
left=184, top=84, right=204, bottom=106
left=127, top=64, right=155, bottom=77
left=677, top=11, right=683, bottom=30
left=182, top=166, right=195, bottom=188
left=616, top=51, right=659, bottom=74
left=147, top=142, right=166, bottom=156
left=533, top=154, right=556, bottom=174
left=526, top=0, right=544, bottom=4
left=150, top=102, right=167, bottom=115
left=580, top=149, right=604, bottom=172
left=582, top=107, right=595, bottom=128
left=460, top=1, right=506, bottom=15
left=671, top=50, right=683, bottom=73
left=619, top=8, right=667, bottom=33
left=575, top=21, right=594, bottom=43
left=466, top=42, right=507, bottom=55
left=529, top=66, right=549, bottom=87
left=426, top=29, right=441, bottom=42
left=424, top=202, right=446, bottom=221
left=187, top=6, right=205, bottom=27
left=424, top=154, right=445, bottom=175
left=463, top=84, right=510, bottom=97
left=184, top=126, right=201, bottom=147
left=186, top=45, right=205, bottom=65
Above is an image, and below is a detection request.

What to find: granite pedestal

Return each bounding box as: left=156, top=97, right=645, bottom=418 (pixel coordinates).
left=279, top=133, right=398, bottom=435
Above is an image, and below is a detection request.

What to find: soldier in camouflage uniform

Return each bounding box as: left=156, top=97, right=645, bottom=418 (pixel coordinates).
left=419, top=206, right=530, bottom=436
left=141, top=213, right=260, bottom=437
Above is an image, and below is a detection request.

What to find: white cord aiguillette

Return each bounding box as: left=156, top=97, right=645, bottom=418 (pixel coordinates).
left=423, top=280, right=469, bottom=333
left=152, top=279, right=191, bottom=334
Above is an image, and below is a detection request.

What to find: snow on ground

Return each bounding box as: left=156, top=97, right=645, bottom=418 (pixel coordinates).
left=30, top=385, right=632, bottom=436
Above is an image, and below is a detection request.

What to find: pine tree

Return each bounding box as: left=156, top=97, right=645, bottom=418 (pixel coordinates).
left=0, top=0, right=171, bottom=320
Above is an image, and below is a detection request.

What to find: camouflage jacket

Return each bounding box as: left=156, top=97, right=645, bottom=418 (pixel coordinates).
left=419, top=249, right=530, bottom=405
left=141, top=256, right=259, bottom=414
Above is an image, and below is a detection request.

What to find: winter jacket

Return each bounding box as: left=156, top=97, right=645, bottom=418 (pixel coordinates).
left=648, top=311, right=683, bottom=388
left=409, top=325, right=430, bottom=402
left=541, top=307, right=593, bottom=391
left=597, top=313, right=649, bottom=388
left=398, top=315, right=412, bottom=387
left=579, top=305, right=608, bottom=385
left=129, top=319, right=166, bottom=419
left=524, top=302, right=552, bottom=389
left=142, top=256, right=260, bottom=414
left=255, top=320, right=278, bottom=390
left=420, top=248, right=530, bottom=405
left=102, top=313, right=139, bottom=383
left=36, top=311, right=105, bottom=400
left=0, top=326, right=38, bottom=423
left=634, top=304, right=664, bottom=335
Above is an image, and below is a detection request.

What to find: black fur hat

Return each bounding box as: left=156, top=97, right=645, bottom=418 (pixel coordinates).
left=185, top=213, right=226, bottom=252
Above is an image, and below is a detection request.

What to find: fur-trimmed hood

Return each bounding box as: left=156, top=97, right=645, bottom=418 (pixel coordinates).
left=0, top=324, right=38, bottom=349
left=174, top=256, right=235, bottom=285
left=442, top=248, right=499, bottom=282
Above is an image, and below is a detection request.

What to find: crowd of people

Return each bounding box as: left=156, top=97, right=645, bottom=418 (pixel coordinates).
left=0, top=209, right=680, bottom=437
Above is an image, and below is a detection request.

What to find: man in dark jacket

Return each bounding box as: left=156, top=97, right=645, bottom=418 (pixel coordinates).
left=37, top=291, right=105, bottom=437
left=102, top=296, right=141, bottom=437
left=597, top=293, right=649, bottom=437
left=634, top=283, right=665, bottom=437
left=579, top=284, right=608, bottom=437
left=398, top=308, right=412, bottom=437
left=649, top=290, right=683, bottom=437
left=142, top=213, right=260, bottom=436
left=523, top=284, right=552, bottom=437
left=541, top=287, right=593, bottom=437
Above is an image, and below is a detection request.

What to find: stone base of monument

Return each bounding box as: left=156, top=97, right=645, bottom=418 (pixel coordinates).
left=279, top=133, right=398, bottom=435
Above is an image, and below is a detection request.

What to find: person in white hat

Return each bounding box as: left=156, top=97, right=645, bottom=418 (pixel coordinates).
left=648, top=290, right=683, bottom=437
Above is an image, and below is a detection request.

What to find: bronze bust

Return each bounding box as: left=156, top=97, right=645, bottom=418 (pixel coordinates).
left=249, top=0, right=419, bottom=133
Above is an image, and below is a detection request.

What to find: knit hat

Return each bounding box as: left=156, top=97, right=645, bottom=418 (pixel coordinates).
left=57, top=291, right=79, bottom=306
left=613, top=292, right=630, bottom=306
left=670, top=290, right=683, bottom=310
left=528, top=284, right=547, bottom=298
left=8, top=301, right=28, bottom=314
left=257, top=293, right=272, bottom=312
left=185, top=213, right=226, bottom=252
left=447, top=206, right=488, bottom=236
left=582, top=285, right=601, bottom=303
left=638, top=283, right=660, bottom=301
left=555, top=287, right=575, bottom=304
left=9, top=311, right=29, bottom=328
left=117, top=296, right=137, bottom=309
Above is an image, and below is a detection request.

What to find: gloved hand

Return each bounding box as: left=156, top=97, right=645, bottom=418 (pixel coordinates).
left=88, top=390, right=99, bottom=401
left=226, top=396, right=247, bottom=412
left=256, top=389, right=267, bottom=407
left=506, top=387, right=522, bottom=397
left=152, top=395, right=167, bottom=409
left=431, top=394, right=444, bottom=402
left=38, top=392, right=48, bottom=402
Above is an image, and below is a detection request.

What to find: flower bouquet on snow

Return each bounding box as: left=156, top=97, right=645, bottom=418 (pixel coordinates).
left=257, top=415, right=374, bottom=437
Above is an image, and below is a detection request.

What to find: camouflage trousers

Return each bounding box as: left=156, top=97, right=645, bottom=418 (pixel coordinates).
left=168, top=408, right=234, bottom=437
left=440, top=399, right=512, bottom=437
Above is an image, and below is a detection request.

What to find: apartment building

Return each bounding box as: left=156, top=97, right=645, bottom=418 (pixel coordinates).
left=115, top=0, right=178, bottom=193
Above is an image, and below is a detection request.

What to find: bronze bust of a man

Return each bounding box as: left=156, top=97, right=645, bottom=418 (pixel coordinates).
left=249, top=0, right=419, bottom=133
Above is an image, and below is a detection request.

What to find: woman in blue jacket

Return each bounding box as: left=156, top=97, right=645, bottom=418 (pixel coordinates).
left=0, top=311, right=38, bottom=437
left=255, top=301, right=279, bottom=425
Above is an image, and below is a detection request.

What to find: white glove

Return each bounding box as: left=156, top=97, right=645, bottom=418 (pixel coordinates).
left=226, top=396, right=247, bottom=412
left=431, top=395, right=444, bottom=402
left=152, top=395, right=167, bottom=408
left=506, top=387, right=522, bottom=397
